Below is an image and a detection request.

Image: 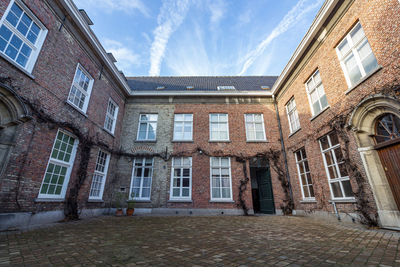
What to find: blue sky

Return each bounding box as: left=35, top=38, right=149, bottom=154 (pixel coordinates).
left=73, top=0, right=323, bottom=77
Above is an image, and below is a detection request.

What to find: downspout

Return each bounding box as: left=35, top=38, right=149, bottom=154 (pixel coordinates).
left=273, top=95, right=294, bottom=213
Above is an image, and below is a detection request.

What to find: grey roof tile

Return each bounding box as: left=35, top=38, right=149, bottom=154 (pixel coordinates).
left=127, top=76, right=278, bottom=91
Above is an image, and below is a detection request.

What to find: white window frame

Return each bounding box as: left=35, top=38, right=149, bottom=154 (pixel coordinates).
left=88, top=149, right=110, bottom=200
left=244, top=113, right=267, bottom=141
left=319, top=133, right=354, bottom=200
left=129, top=157, right=154, bottom=200
left=67, top=63, right=94, bottom=113
left=169, top=157, right=192, bottom=200
left=136, top=114, right=158, bottom=141
left=38, top=129, right=79, bottom=199
left=336, top=22, right=379, bottom=88
left=305, top=70, right=328, bottom=116
left=209, top=113, right=229, bottom=141
left=295, top=148, right=315, bottom=200
left=286, top=98, right=300, bottom=133
left=104, top=98, right=119, bottom=134
left=0, top=0, right=48, bottom=73
left=210, top=157, right=233, bottom=201
left=173, top=114, right=193, bottom=141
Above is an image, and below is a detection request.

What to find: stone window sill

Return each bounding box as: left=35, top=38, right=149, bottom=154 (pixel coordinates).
left=88, top=199, right=104, bottom=203
left=103, top=128, right=115, bottom=138
left=345, top=66, right=382, bottom=95
left=288, top=128, right=301, bottom=138
left=310, top=105, right=330, bottom=122
left=34, top=198, right=65, bottom=202
left=168, top=200, right=192, bottom=203
left=209, top=200, right=235, bottom=203
left=65, top=101, right=88, bottom=118
left=329, top=199, right=356, bottom=203
left=300, top=199, right=317, bottom=204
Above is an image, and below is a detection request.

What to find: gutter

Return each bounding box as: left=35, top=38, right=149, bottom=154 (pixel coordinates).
left=273, top=95, right=294, bottom=209
left=271, top=0, right=339, bottom=96
left=130, top=91, right=273, bottom=97
left=59, top=0, right=131, bottom=96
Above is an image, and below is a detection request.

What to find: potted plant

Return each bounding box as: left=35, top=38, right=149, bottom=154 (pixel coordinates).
left=126, top=199, right=135, bottom=216
left=114, top=192, right=124, bottom=216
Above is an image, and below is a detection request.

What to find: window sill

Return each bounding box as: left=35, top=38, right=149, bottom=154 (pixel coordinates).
left=329, top=199, right=356, bottom=203
left=208, top=140, right=231, bottom=143
left=246, top=140, right=268, bottom=143
left=0, top=52, right=35, bottom=80
left=345, top=66, right=382, bottom=95
left=34, top=198, right=65, bottom=202
left=209, top=200, right=235, bottom=203
left=300, top=199, right=317, bottom=203
left=172, top=140, right=194, bottom=143
left=131, top=199, right=151, bottom=203
left=310, top=105, right=330, bottom=122
left=168, top=199, right=192, bottom=203
left=65, top=101, right=88, bottom=117
left=288, top=128, right=301, bottom=138
left=103, top=127, right=115, bottom=138
left=88, top=199, right=104, bottom=203
left=135, top=140, right=157, bottom=143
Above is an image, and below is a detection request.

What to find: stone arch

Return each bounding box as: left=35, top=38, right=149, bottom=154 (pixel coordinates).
left=349, top=95, right=400, bottom=229
left=0, top=82, right=31, bottom=178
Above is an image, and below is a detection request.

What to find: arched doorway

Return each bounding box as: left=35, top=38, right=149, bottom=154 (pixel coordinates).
left=0, top=82, right=31, bottom=177
left=349, top=95, right=400, bottom=229
left=374, top=113, right=400, bottom=210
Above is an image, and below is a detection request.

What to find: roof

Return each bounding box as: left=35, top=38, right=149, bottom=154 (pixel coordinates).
left=127, top=76, right=278, bottom=92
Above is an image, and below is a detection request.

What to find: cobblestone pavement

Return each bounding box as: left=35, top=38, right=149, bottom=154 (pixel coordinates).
left=1, top=215, right=400, bottom=266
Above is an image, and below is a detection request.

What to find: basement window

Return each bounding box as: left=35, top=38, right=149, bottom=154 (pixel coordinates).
left=261, top=86, right=270, bottom=90
left=186, top=86, right=194, bottom=90
left=156, top=86, right=165, bottom=90
left=217, top=86, right=235, bottom=90
left=0, top=0, right=48, bottom=73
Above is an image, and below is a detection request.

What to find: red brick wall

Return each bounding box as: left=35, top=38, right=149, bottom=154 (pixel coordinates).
left=0, top=0, right=126, bottom=212
left=168, top=103, right=286, bottom=212
left=276, top=0, right=400, bottom=214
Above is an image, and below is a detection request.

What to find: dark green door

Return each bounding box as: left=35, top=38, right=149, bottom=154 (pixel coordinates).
left=256, top=167, right=275, bottom=214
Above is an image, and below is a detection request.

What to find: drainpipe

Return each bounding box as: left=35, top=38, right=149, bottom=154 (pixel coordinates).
left=332, top=201, right=341, bottom=221
left=273, top=95, right=294, bottom=211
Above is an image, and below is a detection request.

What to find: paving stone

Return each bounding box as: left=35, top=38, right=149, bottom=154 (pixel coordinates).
left=1, top=215, right=399, bottom=266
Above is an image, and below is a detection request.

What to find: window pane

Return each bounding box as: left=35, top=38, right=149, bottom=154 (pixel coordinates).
left=345, top=54, right=362, bottom=85
left=329, top=132, right=339, bottom=146
left=342, top=180, right=354, bottom=197
left=331, top=182, right=343, bottom=198
left=182, top=188, right=189, bottom=197
left=350, top=23, right=364, bottom=44
left=222, top=188, right=230, bottom=198
left=212, top=188, right=220, bottom=198
left=338, top=39, right=350, bottom=56
left=320, top=136, right=329, bottom=150
left=328, top=166, right=338, bottom=179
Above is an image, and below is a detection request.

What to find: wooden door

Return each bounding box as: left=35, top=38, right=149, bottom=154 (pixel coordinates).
left=377, top=142, right=400, bottom=210
left=256, top=167, right=275, bottom=214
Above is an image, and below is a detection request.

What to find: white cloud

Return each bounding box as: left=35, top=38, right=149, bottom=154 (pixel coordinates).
left=103, top=39, right=140, bottom=76
left=209, top=0, right=227, bottom=25
left=73, top=0, right=150, bottom=17
left=148, top=0, right=190, bottom=76
left=237, top=0, right=323, bottom=75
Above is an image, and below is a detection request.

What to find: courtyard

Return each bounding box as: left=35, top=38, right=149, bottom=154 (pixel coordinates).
left=1, top=215, right=400, bottom=266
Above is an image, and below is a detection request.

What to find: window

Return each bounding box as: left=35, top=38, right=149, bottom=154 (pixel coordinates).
left=336, top=22, right=378, bottom=87
left=38, top=130, right=78, bottom=199
left=170, top=157, right=192, bottom=200
left=173, top=114, right=193, bottom=141
left=305, top=70, right=328, bottom=116
left=295, top=148, right=314, bottom=200
left=0, top=0, right=47, bottom=73
left=209, top=114, right=229, bottom=141
left=89, top=150, right=110, bottom=200
left=104, top=98, right=118, bottom=134
left=210, top=157, right=232, bottom=200
left=67, top=64, right=94, bottom=113
left=286, top=98, right=300, bottom=133
left=319, top=132, right=354, bottom=199
left=374, top=113, right=400, bottom=144
left=137, top=114, right=158, bottom=141
left=244, top=114, right=266, bottom=141
left=130, top=158, right=153, bottom=200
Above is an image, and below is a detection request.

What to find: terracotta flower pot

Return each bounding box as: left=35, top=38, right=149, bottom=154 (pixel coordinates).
left=115, top=209, right=124, bottom=216
left=126, top=208, right=134, bottom=216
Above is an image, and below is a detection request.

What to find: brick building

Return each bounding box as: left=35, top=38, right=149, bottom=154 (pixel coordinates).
left=0, top=0, right=399, bottom=230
